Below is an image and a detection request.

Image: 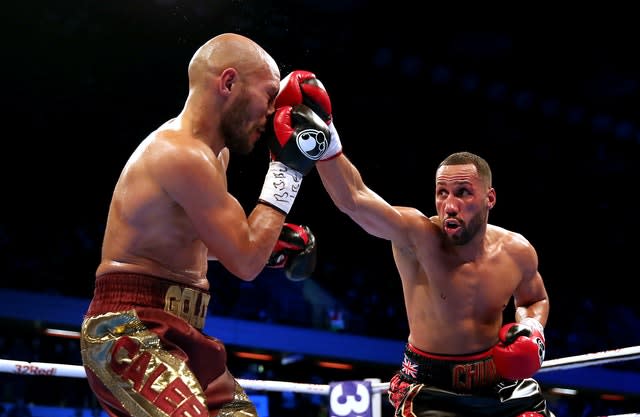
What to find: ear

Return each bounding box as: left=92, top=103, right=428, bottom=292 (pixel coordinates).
left=219, top=68, right=238, bottom=97
left=487, top=187, right=496, bottom=209
left=217, top=147, right=229, bottom=173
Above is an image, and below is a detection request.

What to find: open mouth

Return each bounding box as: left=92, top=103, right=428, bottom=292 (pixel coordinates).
left=444, top=219, right=461, bottom=234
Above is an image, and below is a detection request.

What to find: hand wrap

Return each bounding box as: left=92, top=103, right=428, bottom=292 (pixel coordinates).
left=259, top=161, right=302, bottom=215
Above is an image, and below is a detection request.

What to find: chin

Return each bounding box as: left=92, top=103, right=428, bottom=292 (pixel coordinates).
left=449, top=233, right=470, bottom=246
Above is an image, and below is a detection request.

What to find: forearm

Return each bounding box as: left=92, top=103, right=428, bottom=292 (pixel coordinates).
left=317, top=154, right=366, bottom=214
left=317, top=154, right=408, bottom=242
left=215, top=204, right=285, bottom=281
left=515, top=298, right=549, bottom=327
left=245, top=203, right=287, bottom=265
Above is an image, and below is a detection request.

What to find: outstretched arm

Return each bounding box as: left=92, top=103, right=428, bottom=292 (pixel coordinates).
left=316, top=154, right=412, bottom=246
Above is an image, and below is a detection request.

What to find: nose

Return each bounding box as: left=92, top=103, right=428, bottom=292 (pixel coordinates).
left=444, top=196, right=458, bottom=217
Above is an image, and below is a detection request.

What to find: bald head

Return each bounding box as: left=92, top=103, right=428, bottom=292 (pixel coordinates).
left=187, top=33, right=279, bottom=88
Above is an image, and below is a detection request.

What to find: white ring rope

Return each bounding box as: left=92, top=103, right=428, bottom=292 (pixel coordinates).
left=1, top=345, right=639, bottom=394
left=0, top=358, right=328, bottom=395
left=537, top=345, right=640, bottom=372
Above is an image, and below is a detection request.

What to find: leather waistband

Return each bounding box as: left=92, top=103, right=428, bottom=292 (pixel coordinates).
left=400, top=343, right=501, bottom=392
left=87, top=273, right=210, bottom=330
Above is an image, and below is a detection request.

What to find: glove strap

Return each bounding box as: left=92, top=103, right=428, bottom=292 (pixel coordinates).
left=320, top=122, right=343, bottom=161
left=259, top=161, right=303, bottom=215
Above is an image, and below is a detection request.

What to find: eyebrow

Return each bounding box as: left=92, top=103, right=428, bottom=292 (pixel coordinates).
left=436, top=180, right=472, bottom=186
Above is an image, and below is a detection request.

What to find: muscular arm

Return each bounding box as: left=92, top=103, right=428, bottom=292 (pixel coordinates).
left=511, top=235, right=550, bottom=327
left=316, top=154, right=415, bottom=246
left=514, top=271, right=549, bottom=327
left=156, top=141, right=285, bottom=280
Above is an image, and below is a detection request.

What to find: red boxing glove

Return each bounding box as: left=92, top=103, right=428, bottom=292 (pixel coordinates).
left=275, top=70, right=332, bottom=123
left=276, top=70, right=342, bottom=161
left=492, top=318, right=546, bottom=380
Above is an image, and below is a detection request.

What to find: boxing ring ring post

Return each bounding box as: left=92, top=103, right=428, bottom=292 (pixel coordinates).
left=1, top=345, right=640, bottom=416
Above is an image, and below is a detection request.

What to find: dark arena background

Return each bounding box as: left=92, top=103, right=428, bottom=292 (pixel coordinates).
left=1, top=1, right=639, bottom=416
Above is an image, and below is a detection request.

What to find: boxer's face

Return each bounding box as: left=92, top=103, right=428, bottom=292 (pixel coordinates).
left=221, top=88, right=254, bottom=154
left=221, top=77, right=277, bottom=155
left=435, top=164, right=493, bottom=245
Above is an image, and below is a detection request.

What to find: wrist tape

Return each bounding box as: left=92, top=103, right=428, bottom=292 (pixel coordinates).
left=521, top=317, right=545, bottom=338
left=259, top=161, right=303, bottom=215
left=320, top=122, right=343, bottom=161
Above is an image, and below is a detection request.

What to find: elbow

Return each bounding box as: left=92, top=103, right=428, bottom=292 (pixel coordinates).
left=235, top=272, right=260, bottom=282
left=213, top=246, right=268, bottom=281
left=224, top=259, right=263, bottom=282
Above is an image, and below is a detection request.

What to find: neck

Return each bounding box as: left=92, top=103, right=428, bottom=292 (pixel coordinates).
left=178, top=93, right=223, bottom=151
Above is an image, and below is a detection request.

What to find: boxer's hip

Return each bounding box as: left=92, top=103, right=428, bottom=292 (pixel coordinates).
left=86, top=272, right=210, bottom=330
left=398, top=343, right=502, bottom=392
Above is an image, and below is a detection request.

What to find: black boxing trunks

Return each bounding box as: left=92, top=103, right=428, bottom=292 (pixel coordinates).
left=388, top=343, right=554, bottom=417
left=80, top=273, right=257, bottom=417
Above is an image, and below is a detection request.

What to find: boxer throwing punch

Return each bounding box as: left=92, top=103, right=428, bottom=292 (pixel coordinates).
left=276, top=70, right=554, bottom=416
left=80, top=35, right=328, bottom=417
